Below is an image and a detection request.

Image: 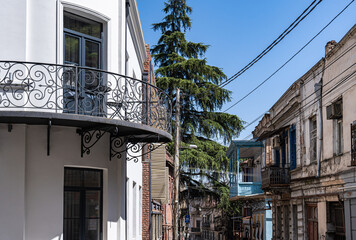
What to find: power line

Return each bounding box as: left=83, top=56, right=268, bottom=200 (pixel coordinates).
left=223, top=0, right=355, bottom=113
left=242, top=39, right=356, bottom=124
left=229, top=66, right=356, bottom=178
left=236, top=40, right=356, bottom=140
left=219, top=0, right=323, bottom=88
left=243, top=111, right=269, bottom=129
left=263, top=63, right=356, bottom=130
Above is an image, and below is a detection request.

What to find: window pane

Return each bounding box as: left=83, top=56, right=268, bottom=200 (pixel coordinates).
left=85, top=41, right=100, bottom=68
left=64, top=12, right=102, bottom=38
left=86, top=191, right=101, bottom=218
left=64, top=169, right=83, bottom=187
left=64, top=219, right=80, bottom=240
left=84, top=170, right=101, bottom=187
left=85, top=219, right=100, bottom=240
left=64, top=191, right=80, bottom=218
left=65, top=35, right=80, bottom=65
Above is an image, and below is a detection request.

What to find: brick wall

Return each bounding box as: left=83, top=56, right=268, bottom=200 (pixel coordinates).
left=142, top=44, right=152, bottom=240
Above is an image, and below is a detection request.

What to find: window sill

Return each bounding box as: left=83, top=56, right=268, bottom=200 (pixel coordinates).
left=333, top=153, right=343, bottom=157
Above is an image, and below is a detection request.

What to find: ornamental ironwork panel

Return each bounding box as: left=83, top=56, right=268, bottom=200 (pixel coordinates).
left=261, top=166, right=290, bottom=190
left=0, top=61, right=172, bottom=133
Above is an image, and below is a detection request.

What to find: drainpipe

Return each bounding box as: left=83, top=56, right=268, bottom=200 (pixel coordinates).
left=315, top=58, right=325, bottom=178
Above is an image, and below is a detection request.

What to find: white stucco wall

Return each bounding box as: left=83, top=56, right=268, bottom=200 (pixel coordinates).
left=0, top=0, right=147, bottom=239
left=0, top=124, right=126, bottom=240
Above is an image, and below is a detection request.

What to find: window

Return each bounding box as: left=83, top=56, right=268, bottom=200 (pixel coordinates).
left=265, top=139, right=272, bottom=166
left=307, top=204, right=318, bottom=240
left=334, top=119, right=343, bottom=155
left=63, top=12, right=104, bottom=115
left=327, top=202, right=345, bottom=239
left=310, top=117, right=317, bottom=162
left=274, top=148, right=281, bottom=167
left=243, top=167, right=253, bottom=182
left=63, top=168, right=103, bottom=240
left=281, top=131, right=289, bottom=167
left=290, top=125, right=297, bottom=170
left=352, top=121, right=356, bottom=166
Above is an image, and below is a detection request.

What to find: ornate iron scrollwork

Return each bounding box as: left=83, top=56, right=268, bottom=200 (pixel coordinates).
left=110, top=133, right=166, bottom=162
left=77, top=128, right=166, bottom=162
left=0, top=61, right=172, bottom=133
left=78, top=126, right=116, bottom=157
left=110, top=134, right=127, bottom=160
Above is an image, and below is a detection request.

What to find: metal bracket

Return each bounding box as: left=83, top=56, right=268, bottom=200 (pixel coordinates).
left=110, top=133, right=166, bottom=162
left=77, top=127, right=166, bottom=162
left=77, top=126, right=116, bottom=158
left=110, top=136, right=164, bottom=163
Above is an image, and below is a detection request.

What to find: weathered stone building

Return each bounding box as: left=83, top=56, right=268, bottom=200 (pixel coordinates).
left=253, top=24, right=356, bottom=239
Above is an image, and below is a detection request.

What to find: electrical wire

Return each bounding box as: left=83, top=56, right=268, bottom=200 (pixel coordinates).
left=236, top=40, right=356, bottom=138
left=219, top=0, right=323, bottom=88
left=223, top=0, right=355, bottom=112
left=257, top=63, right=356, bottom=132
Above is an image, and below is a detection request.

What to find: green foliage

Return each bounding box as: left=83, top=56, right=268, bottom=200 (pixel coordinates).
left=152, top=0, right=243, bottom=215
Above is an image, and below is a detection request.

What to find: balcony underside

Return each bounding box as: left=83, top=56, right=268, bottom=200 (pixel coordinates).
left=261, top=184, right=290, bottom=191
left=0, top=110, right=172, bottom=142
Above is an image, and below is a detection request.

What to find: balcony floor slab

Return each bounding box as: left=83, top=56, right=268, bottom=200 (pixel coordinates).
left=0, top=110, right=172, bottom=142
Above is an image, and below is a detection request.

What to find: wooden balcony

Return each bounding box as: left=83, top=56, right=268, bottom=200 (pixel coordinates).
left=261, top=166, right=290, bottom=191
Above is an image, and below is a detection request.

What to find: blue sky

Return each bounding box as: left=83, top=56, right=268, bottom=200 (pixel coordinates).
left=137, top=0, right=356, bottom=143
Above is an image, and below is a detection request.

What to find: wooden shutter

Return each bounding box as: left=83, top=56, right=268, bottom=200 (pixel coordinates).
left=290, top=125, right=297, bottom=170
left=151, top=144, right=168, bottom=202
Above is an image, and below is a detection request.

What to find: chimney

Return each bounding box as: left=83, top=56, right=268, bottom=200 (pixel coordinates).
left=325, top=40, right=337, bottom=55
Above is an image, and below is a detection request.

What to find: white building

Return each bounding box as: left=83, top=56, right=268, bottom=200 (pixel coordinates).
left=0, top=1, right=172, bottom=240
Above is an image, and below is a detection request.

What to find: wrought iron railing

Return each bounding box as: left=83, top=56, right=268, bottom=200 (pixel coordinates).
left=0, top=61, right=172, bottom=133
left=261, top=166, right=290, bottom=190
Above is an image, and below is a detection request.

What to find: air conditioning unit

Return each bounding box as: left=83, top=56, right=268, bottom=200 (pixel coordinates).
left=272, top=136, right=280, bottom=148
left=326, top=99, right=342, bottom=119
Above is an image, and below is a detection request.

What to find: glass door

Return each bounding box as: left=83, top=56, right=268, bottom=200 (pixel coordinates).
left=82, top=39, right=103, bottom=116
left=64, top=168, right=103, bottom=240
left=63, top=12, right=103, bottom=116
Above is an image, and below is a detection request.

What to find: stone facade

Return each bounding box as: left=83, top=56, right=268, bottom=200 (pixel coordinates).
left=252, top=24, right=356, bottom=240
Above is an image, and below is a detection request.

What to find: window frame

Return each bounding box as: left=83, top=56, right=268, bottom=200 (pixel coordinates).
left=334, top=118, right=343, bottom=156
left=352, top=122, right=356, bottom=166
left=63, top=11, right=103, bottom=69
left=309, top=116, right=317, bottom=162
left=63, top=167, right=103, bottom=240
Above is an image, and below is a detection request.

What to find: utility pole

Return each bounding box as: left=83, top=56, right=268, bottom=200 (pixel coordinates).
left=173, top=88, right=181, bottom=240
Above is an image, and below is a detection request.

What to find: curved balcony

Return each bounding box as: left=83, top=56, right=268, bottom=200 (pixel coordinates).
left=0, top=61, right=172, bottom=142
